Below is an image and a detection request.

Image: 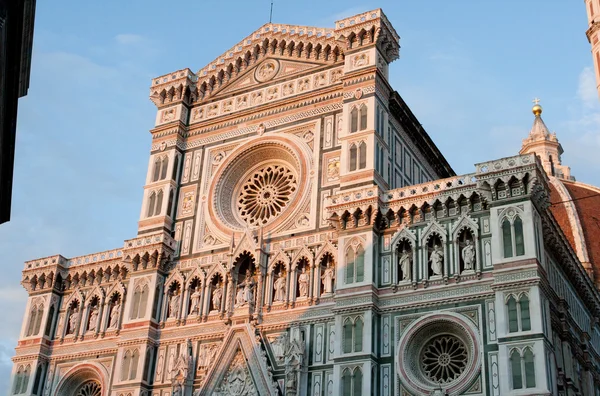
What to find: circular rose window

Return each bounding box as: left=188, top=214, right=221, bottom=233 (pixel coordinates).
left=208, top=137, right=310, bottom=234
left=396, top=312, right=481, bottom=395
left=237, top=165, right=297, bottom=226
left=421, top=335, right=468, bottom=383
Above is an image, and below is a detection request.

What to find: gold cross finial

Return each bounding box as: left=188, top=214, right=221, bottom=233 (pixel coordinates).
left=532, top=97, right=542, bottom=116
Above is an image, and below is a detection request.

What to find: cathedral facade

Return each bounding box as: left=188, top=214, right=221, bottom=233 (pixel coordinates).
left=11, top=9, right=600, bottom=396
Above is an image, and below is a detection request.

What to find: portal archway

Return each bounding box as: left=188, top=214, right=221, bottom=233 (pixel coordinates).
left=54, top=363, right=107, bottom=396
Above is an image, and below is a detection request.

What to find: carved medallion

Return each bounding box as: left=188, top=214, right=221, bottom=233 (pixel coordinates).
left=255, top=60, right=279, bottom=82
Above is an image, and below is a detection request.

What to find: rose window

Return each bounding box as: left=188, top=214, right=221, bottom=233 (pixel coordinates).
left=75, top=381, right=102, bottom=396
left=421, top=335, right=468, bottom=383
left=237, top=165, right=297, bottom=226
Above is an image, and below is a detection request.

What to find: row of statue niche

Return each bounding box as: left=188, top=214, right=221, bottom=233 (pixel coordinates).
left=272, top=262, right=336, bottom=302
left=397, top=238, right=475, bottom=281
left=168, top=262, right=338, bottom=316
left=66, top=299, right=121, bottom=335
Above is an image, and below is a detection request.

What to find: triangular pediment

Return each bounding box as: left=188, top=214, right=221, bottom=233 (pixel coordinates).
left=199, top=325, right=279, bottom=396
left=214, top=57, right=328, bottom=97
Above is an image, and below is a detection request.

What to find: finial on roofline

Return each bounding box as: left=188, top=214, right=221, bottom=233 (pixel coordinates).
left=532, top=97, right=543, bottom=116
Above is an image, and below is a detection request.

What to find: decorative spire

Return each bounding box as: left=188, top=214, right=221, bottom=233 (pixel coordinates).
left=520, top=98, right=573, bottom=180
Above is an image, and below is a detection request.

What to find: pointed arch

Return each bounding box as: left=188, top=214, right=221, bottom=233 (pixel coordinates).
left=147, top=192, right=156, bottom=218
left=154, top=189, right=164, bottom=216
left=349, top=143, right=358, bottom=171
left=358, top=141, right=367, bottom=169
left=152, top=157, right=161, bottom=182
left=359, top=103, right=368, bottom=131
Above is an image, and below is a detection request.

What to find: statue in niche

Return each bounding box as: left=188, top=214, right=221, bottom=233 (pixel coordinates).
left=273, top=272, right=286, bottom=302
left=169, top=291, right=181, bottom=318
left=109, top=301, right=120, bottom=329
left=87, top=306, right=98, bottom=332
left=321, top=263, right=335, bottom=294
left=429, top=244, right=444, bottom=276
left=189, top=286, right=201, bottom=315
left=398, top=246, right=412, bottom=281
left=235, top=270, right=256, bottom=307
left=68, top=307, right=79, bottom=335
left=461, top=239, right=475, bottom=271
left=211, top=283, right=223, bottom=311
left=353, top=53, right=369, bottom=67
left=298, top=267, right=309, bottom=297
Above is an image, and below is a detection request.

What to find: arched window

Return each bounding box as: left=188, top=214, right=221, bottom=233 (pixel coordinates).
left=138, top=285, right=149, bottom=319
left=121, top=350, right=131, bottom=381
left=349, top=144, right=357, bottom=171
left=130, top=287, right=141, bottom=320
left=345, top=244, right=365, bottom=284
left=20, top=365, right=30, bottom=394
left=343, top=319, right=353, bottom=354
left=350, top=107, right=358, bottom=133
left=354, top=318, right=363, bottom=352
left=359, top=105, right=367, bottom=131
left=167, top=189, right=175, bottom=218
left=358, top=142, right=367, bottom=169
left=152, top=285, right=162, bottom=320
left=172, top=155, right=180, bottom=181
left=514, top=217, right=525, bottom=256
left=26, top=305, right=37, bottom=336
left=154, top=190, right=164, bottom=216
left=520, top=295, right=531, bottom=331
left=502, top=214, right=526, bottom=259
left=33, top=305, right=44, bottom=336
left=342, top=368, right=352, bottom=396
left=152, top=157, right=161, bottom=182
left=507, top=296, right=519, bottom=333
left=160, top=156, right=169, bottom=180
left=143, top=347, right=153, bottom=384
left=13, top=366, right=23, bottom=394
left=355, top=246, right=364, bottom=282
left=32, top=363, right=46, bottom=396
left=44, top=305, right=55, bottom=338
left=130, top=349, right=139, bottom=380
left=524, top=348, right=536, bottom=388
left=502, top=219, right=513, bottom=258
left=147, top=192, right=156, bottom=218
left=352, top=367, right=363, bottom=396
left=345, top=248, right=355, bottom=285
left=507, top=293, right=532, bottom=333
left=510, top=349, right=523, bottom=389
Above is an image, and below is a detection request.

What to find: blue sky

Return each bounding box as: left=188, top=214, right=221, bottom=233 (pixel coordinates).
left=0, top=0, right=597, bottom=391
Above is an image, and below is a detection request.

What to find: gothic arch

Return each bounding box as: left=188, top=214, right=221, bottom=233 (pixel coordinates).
left=315, top=240, right=337, bottom=264
left=84, top=286, right=106, bottom=305
left=268, top=249, right=290, bottom=273
left=164, top=270, right=185, bottom=290
left=451, top=214, right=479, bottom=241
left=54, top=362, right=108, bottom=396
left=421, top=221, right=447, bottom=245
left=290, top=246, right=313, bottom=268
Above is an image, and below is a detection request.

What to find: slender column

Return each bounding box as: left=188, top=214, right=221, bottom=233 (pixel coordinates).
left=116, top=294, right=125, bottom=331
left=94, top=297, right=105, bottom=337
left=308, top=262, right=315, bottom=301
left=475, top=236, right=482, bottom=275
left=179, top=286, right=188, bottom=322
left=77, top=304, right=89, bottom=339
left=265, top=271, right=273, bottom=309
left=202, top=283, right=211, bottom=319
left=255, top=270, right=264, bottom=315
left=313, top=263, right=322, bottom=300
left=225, top=274, right=233, bottom=316
left=198, top=281, right=205, bottom=318
left=284, top=269, right=291, bottom=306
left=289, top=267, right=297, bottom=304
left=160, top=289, right=170, bottom=322
left=444, top=238, right=450, bottom=280
left=100, top=301, right=110, bottom=335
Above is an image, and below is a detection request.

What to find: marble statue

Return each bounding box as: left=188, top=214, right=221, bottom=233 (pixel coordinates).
left=109, top=302, right=120, bottom=329
left=399, top=247, right=412, bottom=281
left=190, top=286, right=201, bottom=315
left=462, top=239, right=475, bottom=270
left=298, top=267, right=309, bottom=297
left=88, top=306, right=98, bottom=332
left=211, top=283, right=223, bottom=311
left=273, top=272, right=286, bottom=302
left=321, top=264, right=335, bottom=294
left=430, top=244, right=444, bottom=276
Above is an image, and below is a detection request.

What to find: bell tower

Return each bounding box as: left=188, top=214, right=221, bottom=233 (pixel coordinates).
left=585, top=0, right=600, bottom=98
